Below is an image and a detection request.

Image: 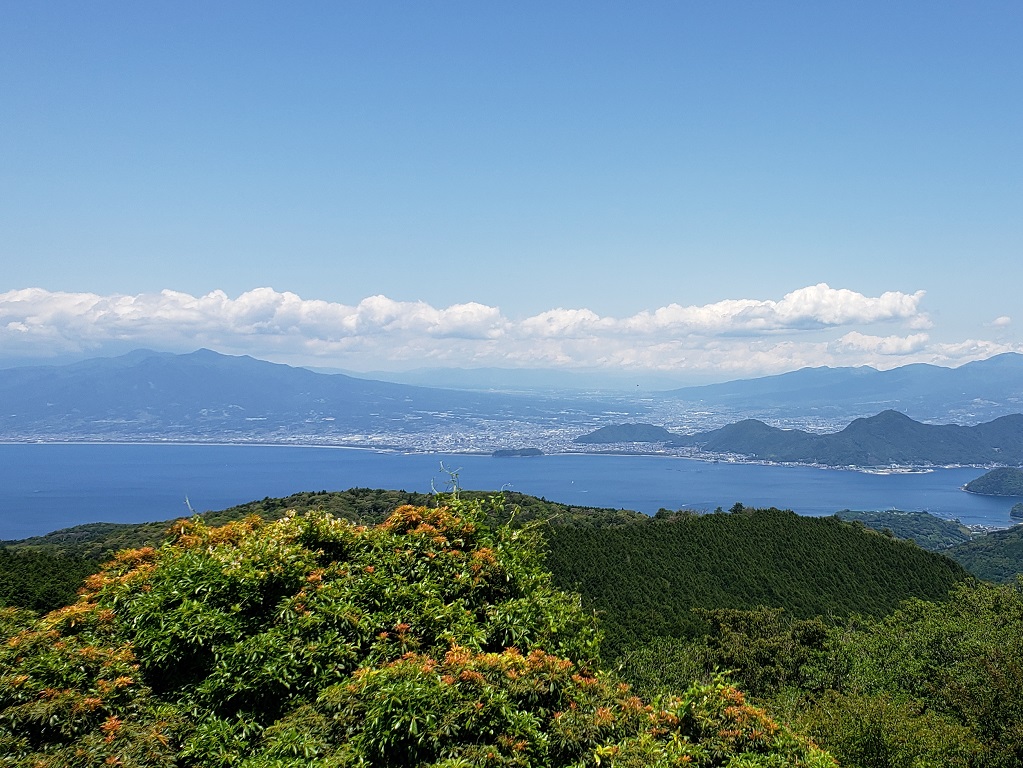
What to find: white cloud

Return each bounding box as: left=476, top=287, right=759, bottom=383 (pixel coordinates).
left=834, top=332, right=931, bottom=356
left=0, top=284, right=1010, bottom=378
left=613, top=283, right=926, bottom=336
left=519, top=308, right=608, bottom=338
left=991, top=316, right=1012, bottom=328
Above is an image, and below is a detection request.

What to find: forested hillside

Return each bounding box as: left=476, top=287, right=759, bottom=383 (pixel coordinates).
left=618, top=583, right=1023, bottom=767
left=545, top=506, right=971, bottom=656
left=4, top=489, right=645, bottom=563
left=0, top=549, right=98, bottom=613
left=946, top=525, right=1023, bottom=583
left=833, top=509, right=973, bottom=551
left=0, top=489, right=648, bottom=615
left=964, top=466, right=1023, bottom=496
left=5, top=492, right=971, bottom=626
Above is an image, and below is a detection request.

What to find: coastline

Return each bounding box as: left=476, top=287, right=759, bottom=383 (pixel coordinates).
left=0, top=443, right=1015, bottom=540
left=0, top=437, right=1003, bottom=473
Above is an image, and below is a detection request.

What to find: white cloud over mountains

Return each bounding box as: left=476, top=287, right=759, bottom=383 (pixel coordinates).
left=834, top=331, right=931, bottom=356
left=0, top=284, right=1016, bottom=377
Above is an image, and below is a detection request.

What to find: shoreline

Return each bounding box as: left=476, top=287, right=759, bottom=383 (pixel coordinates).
left=0, top=444, right=1013, bottom=541
left=0, top=438, right=1004, bottom=473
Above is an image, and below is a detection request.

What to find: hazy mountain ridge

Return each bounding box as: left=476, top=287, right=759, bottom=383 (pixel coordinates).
left=0, top=349, right=632, bottom=443
left=660, top=352, right=1023, bottom=423
left=3, top=349, right=1022, bottom=456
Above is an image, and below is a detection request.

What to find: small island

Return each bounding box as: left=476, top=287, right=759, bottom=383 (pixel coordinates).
left=1011, top=502, right=1023, bottom=520
left=491, top=447, right=543, bottom=458
left=964, top=467, right=1023, bottom=497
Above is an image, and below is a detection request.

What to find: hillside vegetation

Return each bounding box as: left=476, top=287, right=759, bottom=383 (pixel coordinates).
left=0, top=498, right=831, bottom=767
left=5, top=492, right=973, bottom=625
left=8, top=488, right=1023, bottom=765
left=1, top=488, right=648, bottom=617
left=833, top=509, right=973, bottom=551
left=946, top=526, right=1023, bottom=583
left=4, top=489, right=646, bottom=563
left=545, top=505, right=971, bottom=657
left=618, top=582, right=1023, bottom=768
left=0, top=549, right=99, bottom=613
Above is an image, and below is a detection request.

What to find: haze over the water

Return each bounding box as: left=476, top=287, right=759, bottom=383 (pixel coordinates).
left=1, top=3, right=1019, bottom=383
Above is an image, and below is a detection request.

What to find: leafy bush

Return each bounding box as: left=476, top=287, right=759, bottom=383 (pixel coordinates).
left=810, top=582, right=1023, bottom=768
left=0, top=497, right=831, bottom=766
left=657, top=584, right=1023, bottom=768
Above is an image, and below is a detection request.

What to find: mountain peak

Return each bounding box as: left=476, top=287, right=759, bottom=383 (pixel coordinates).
left=866, top=409, right=914, bottom=422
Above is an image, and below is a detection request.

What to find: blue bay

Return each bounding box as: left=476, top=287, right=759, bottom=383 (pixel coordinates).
left=0, top=443, right=1017, bottom=540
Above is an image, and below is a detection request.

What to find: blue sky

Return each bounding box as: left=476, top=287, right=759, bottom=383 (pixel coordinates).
left=1, top=2, right=1020, bottom=382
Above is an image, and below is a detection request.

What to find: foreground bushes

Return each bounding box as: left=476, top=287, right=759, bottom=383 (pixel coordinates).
left=619, top=584, right=1023, bottom=768
left=0, top=498, right=831, bottom=767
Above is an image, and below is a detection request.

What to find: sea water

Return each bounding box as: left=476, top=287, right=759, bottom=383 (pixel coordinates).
left=0, top=443, right=1017, bottom=540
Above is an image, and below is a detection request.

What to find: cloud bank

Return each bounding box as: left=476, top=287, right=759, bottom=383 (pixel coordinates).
left=0, top=284, right=1016, bottom=378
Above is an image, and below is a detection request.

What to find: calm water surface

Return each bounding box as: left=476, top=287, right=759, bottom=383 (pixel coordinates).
left=0, top=443, right=1017, bottom=539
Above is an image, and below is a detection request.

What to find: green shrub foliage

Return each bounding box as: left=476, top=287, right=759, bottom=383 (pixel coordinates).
left=0, top=499, right=831, bottom=767
left=803, top=582, right=1023, bottom=768
left=618, top=583, right=1023, bottom=768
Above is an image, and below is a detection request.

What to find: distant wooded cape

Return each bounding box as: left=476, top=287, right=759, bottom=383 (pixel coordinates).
left=577, top=410, right=1023, bottom=467
left=965, top=467, right=1023, bottom=496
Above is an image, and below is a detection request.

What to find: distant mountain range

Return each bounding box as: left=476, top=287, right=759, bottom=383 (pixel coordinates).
left=577, top=410, right=1023, bottom=467
left=0, top=349, right=628, bottom=442
left=659, top=353, right=1023, bottom=423
left=3, top=349, right=1022, bottom=455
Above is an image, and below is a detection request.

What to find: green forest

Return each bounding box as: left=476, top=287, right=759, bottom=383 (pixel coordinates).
left=3, top=489, right=1023, bottom=766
